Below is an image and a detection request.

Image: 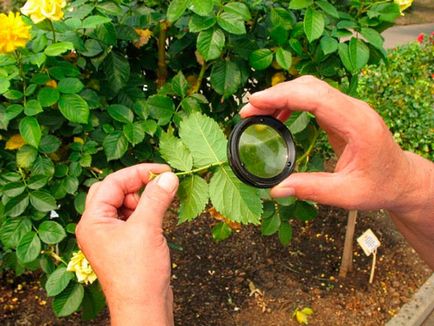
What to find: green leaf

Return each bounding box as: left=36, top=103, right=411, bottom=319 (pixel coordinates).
left=249, top=49, right=273, bottom=70
left=275, top=48, right=292, bottom=70
left=316, top=0, right=339, bottom=18
left=360, top=27, right=384, bottom=51
left=197, top=28, right=225, bottom=61
left=38, top=221, right=66, bottom=244
left=294, top=201, right=318, bottom=221
left=190, top=0, right=213, bottom=16
left=16, top=145, right=38, bottom=168
left=289, top=0, right=312, bottom=9
left=189, top=15, right=216, bottom=33
left=39, top=135, right=61, bottom=154
left=217, top=12, right=246, bottom=35
left=211, top=222, right=232, bottom=242
left=147, top=95, right=175, bottom=126
left=103, top=131, right=128, bottom=161
left=74, top=192, right=86, bottom=214
left=5, top=104, right=23, bottom=120
left=210, top=60, right=241, bottom=98
left=287, top=112, right=311, bottom=134
left=46, top=267, right=74, bottom=297
left=159, top=132, right=193, bottom=172
left=38, top=87, right=59, bottom=107
left=23, top=99, right=43, bottom=116
left=104, top=52, right=130, bottom=94
left=209, top=166, right=262, bottom=224
left=30, top=190, right=57, bottom=212
left=223, top=2, right=251, bottom=20
left=2, top=182, right=26, bottom=197
left=81, top=15, right=111, bottom=29
left=27, top=175, right=49, bottom=190
left=52, top=283, right=84, bottom=317
left=178, top=175, right=209, bottom=222
left=261, top=213, right=281, bottom=236
left=338, top=38, right=370, bottom=73
left=172, top=71, right=188, bottom=98
left=44, top=42, right=74, bottom=56
left=82, top=284, right=106, bottom=321
left=4, top=194, right=29, bottom=218
left=107, top=104, right=134, bottom=123
left=57, top=78, right=84, bottom=94
left=19, top=116, right=41, bottom=148
left=0, top=77, right=10, bottom=94
left=278, top=222, right=292, bottom=246
left=58, top=94, right=89, bottom=124
left=0, top=217, right=32, bottom=248
left=123, top=122, right=145, bottom=146
left=16, top=231, right=41, bottom=263
left=167, top=0, right=189, bottom=23
left=320, top=35, right=338, bottom=55
left=179, top=112, right=227, bottom=167
left=304, top=8, right=324, bottom=43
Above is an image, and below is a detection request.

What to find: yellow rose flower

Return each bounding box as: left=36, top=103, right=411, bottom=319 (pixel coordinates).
left=21, top=0, right=66, bottom=24
left=271, top=72, right=286, bottom=86
left=0, top=12, right=31, bottom=54
left=134, top=28, right=153, bottom=48
left=394, top=0, right=414, bottom=15
left=5, top=134, right=25, bottom=150
left=66, top=250, right=97, bottom=285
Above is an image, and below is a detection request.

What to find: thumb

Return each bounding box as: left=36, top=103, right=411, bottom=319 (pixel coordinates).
left=271, top=172, right=349, bottom=208
left=128, top=172, right=179, bottom=228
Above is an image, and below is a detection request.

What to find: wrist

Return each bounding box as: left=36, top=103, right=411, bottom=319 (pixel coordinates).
left=107, top=288, right=174, bottom=326
left=388, top=151, right=434, bottom=216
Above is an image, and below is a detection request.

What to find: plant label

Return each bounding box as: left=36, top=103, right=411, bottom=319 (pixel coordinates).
left=357, top=229, right=381, bottom=256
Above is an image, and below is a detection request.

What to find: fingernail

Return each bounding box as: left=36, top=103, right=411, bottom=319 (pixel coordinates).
left=271, top=186, right=296, bottom=198
left=156, top=172, right=178, bottom=193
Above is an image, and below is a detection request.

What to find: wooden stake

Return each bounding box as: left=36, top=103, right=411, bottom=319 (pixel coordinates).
left=339, top=210, right=358, bottom=278
left=369, top=249, right=377, bottom=284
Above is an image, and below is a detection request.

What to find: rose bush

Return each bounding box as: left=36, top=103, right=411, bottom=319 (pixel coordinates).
left=0, top=0, right=400, bottom=319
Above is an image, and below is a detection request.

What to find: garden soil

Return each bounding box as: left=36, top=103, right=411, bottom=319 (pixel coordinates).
left=0, top=204, right=431, bottom=325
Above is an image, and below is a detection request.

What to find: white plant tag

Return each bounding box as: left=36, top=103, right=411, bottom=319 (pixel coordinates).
left=357, top=229, right=381, bottom=256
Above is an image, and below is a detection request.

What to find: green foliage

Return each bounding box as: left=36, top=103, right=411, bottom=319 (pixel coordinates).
left=0, top=0, right=400, bottom=320
left=358, top=38, right=434, bottom=160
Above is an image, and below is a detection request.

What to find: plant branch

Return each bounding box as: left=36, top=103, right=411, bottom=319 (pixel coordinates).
left=191, top=62, right=207, bottom=94
left=175, top=161, right=227, bottom=177
left=157, top=20, right=169, bottom=88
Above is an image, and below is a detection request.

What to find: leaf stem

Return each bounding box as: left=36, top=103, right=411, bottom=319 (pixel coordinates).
left=175, top=161, right=227, bottom=177
left=296, top=128, right=320, bottom=167
left=48, top=19, right=56, bottom=43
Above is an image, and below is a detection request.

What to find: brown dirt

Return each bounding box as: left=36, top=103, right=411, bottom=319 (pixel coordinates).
left=396, top=0, right=434, bottom=25
left=0, top=205, right=431, bottom=325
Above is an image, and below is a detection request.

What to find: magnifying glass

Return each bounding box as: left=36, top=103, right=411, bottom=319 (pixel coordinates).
left=227, top=116, right=296, bottom=188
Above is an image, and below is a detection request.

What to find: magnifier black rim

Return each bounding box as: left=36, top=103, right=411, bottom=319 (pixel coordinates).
left=228, top=115, right=296, bottom=188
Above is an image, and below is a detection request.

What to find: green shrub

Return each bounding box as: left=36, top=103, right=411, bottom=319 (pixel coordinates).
left=358, top=36, right=434, bottom=160
left=0, top=0, right=400, bottom=319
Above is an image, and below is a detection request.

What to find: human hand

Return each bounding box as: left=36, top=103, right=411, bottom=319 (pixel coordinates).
left=76, top=164, right=178, bottom=326
left=240, top=76, right=425, bottom=213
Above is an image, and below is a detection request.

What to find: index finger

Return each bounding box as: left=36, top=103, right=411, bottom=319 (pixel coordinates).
left=83, top=164, right=170, bottom=219
left=240, top=76, right=371, bottom=139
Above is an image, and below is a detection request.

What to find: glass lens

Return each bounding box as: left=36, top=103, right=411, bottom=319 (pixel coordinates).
left=238, top=124, right=288, bottom=178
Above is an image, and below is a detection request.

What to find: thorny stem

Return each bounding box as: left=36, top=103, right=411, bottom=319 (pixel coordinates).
left=157, top=20, right=169, bottom=88
left=43, top=250, right=68, bottom=266
left=175, top=161, right=227, bottom=177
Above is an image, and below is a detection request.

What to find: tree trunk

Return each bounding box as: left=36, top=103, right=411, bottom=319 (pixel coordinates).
left=339, top=210, right=358, bottom=278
